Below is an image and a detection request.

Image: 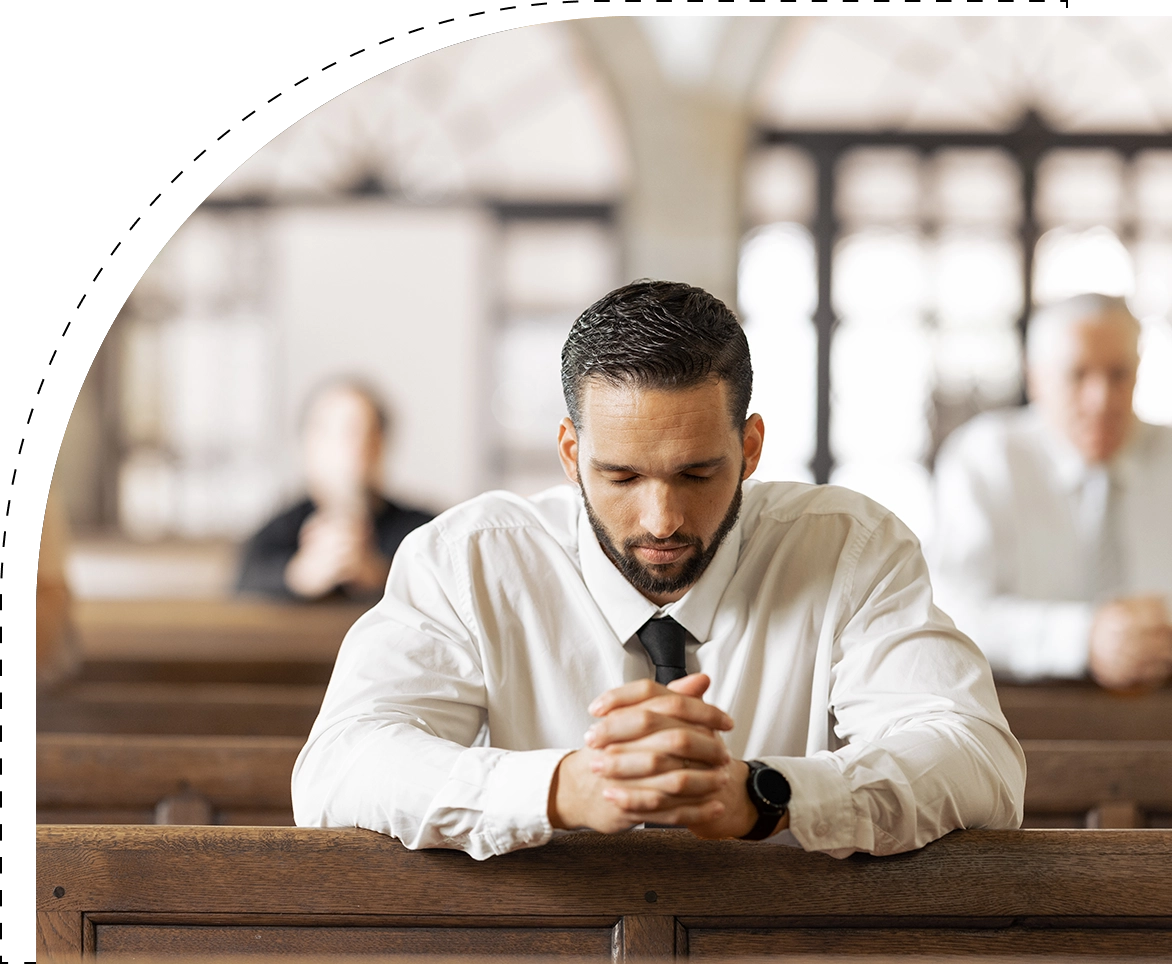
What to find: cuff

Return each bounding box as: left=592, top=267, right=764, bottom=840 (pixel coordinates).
left=477, top=746, right=574, bottom=856
left=757, top=753, right=858, bottom=856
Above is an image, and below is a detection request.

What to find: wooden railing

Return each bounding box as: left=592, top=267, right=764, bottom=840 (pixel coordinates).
left=37, top=734, right=1172, bottom=830
left=37, top=826, right=1172, bottom=959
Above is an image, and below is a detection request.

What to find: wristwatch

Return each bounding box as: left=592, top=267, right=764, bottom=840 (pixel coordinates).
left=740, top=760, right=791, bottom=841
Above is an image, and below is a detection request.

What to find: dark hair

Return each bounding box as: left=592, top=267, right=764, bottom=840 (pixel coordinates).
left=561, top=280, right=753, bottom=430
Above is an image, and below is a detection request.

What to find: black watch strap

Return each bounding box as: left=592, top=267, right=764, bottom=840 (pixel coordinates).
left=740, top=761, right=790, bottom=841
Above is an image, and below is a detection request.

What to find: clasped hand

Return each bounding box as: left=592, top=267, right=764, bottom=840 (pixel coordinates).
left=548, top=674, right=762, bottom=839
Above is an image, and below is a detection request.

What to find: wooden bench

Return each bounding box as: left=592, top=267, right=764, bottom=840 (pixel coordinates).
left=37, top=682, right=324, bottom=736
left=1021, top=740, right=1172, bottom=828
left=997, top=681, right=1172, bottom=740
left=35, top=734, right=1172, bottom=832
left=37, top=734, right=301, bottom=826
left=40, top=681, right=1172, bottom=742
left=73, top=598, right=364, bottom=665
left=37, top=826, right=1172, bottom=959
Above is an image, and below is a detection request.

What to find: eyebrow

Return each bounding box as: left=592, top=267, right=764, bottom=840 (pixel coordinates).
left=590, top=456, right=729, bottom=474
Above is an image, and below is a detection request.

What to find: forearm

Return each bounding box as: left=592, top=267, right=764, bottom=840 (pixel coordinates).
left=293, top=718, right=570, bottom=859
left=761, top=716, right=1025, bottom=858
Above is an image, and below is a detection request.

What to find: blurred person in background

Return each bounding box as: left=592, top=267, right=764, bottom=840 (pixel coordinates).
left=38, top=485, right=79, bottom=688
left=932, top=293, right=1172, bottom=691
left=237, top=379, right=433, bottom=601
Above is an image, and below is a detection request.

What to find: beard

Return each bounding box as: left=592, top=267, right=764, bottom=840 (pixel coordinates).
left=580, top=471, right=744, bottom=598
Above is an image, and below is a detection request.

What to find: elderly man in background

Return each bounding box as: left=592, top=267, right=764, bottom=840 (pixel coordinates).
left=237, top=380, right=433, bottom=601
left=932, top=294, right=1172, bottom=690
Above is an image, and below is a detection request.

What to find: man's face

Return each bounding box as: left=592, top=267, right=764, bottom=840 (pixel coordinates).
left=1029, top=312, right=1140, bottom=465
left=557, top=378, right=764, bottom=605
left=303, top=387, right=384, bottom=510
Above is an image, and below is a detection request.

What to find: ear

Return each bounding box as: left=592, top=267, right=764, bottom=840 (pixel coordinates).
left=557, top=417, right=580, bottom=485
left=741, top=413, right=765, bottom=479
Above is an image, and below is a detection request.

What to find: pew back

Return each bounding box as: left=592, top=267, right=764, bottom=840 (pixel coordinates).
left=37, top=735, right=1172, bottom=829
left=997, top=682, right=1172, bottom=740
left=38, top=826, right=1172, bottom=960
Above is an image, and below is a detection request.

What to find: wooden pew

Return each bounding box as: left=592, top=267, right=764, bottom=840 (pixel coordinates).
left=37, top=826, right=1172, bottom=959
left=73, top=598, right=365, bottom=666
left=37, top=682, right=324, bottom=736
left=37, top=734, right=301, bottom=826
left=997, top=681, right=1172, bottom=740
left=1021, top=740, right=1172, bottom=828
left=43, top=681, right=1172, bottom=742
left=37, top=734, right=1172, bottom=830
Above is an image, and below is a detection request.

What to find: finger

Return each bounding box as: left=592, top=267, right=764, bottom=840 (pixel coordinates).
left=604, top=787, right=726, bottom=824
left=602, top=782, right=724, bottom=811
left=643, top=692, right=733, bottom=731
left=667, top=674, right=711, bottom=699
left=588, top=674, right=713, bottom=717
left=588, top=678, right=671, bottom=717
left=599, top=727, right=729, bottom=767
left=585, top=710, right=718, bottom=750
left=586, top=703, right=731, bottom=748
left=593, top=752, right=731, bottom=789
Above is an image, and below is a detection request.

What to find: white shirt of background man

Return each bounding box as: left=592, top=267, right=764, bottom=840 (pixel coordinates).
left=931, top=409, right=1172, bottom=681
left=292, top=479, right=1024, bottom=860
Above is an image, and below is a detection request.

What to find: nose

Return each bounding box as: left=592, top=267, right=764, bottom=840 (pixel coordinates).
left=1079, top=372, right=1112, bottom=415
left=639, top=481, right=685, bottom=540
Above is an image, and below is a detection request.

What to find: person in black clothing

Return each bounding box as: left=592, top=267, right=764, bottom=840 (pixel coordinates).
left=236, top=380, right=433, bottom=600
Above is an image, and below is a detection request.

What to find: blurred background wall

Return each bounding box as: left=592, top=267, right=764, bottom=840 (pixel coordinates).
left=52, top=16, right=1172, bottom=599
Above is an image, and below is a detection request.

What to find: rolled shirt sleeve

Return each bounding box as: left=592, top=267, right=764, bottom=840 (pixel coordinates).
left=292, top=523, right=573, bottom=860
left=765, top=511, right=1026, bottom=858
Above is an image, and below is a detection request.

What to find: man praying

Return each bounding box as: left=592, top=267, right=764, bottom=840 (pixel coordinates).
left=293, top=280, right=1024, bottom=858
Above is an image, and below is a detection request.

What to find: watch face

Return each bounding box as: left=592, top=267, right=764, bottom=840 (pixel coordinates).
left=754, top=767, right=791, bottom=810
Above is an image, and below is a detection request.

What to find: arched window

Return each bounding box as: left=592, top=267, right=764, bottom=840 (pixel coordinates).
left=77, top=23, right=628, bottom=555
left=742, top=17, right=1172, bottom=543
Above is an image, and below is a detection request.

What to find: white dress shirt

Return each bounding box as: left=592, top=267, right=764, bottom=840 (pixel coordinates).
left=293, top=479, right=1024, bottom=860
left=931, top=408, right=1172, bottom=681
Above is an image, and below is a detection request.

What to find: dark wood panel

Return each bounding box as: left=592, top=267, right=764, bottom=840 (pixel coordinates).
left=686, top=926, right=1172, bottom=957
left=95, top=923, right=618, bottom=957
left=74, top=598, right=363, bottom=663
left=79, top=658, right=334, bottom=685
left=37, top=682, right=323, bottom=736
left=998, top=682, right=1172, bottom=741
left=619, top=914, right=677, bottom=961
left=37, top=733, right=301, bottom=808
left=1022, top=741, right=1172, bottom=810
left=37, top=826, right=1172, bottom=920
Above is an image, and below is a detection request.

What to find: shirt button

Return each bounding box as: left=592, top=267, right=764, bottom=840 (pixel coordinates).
left=815, top=822, right=830, bottom=837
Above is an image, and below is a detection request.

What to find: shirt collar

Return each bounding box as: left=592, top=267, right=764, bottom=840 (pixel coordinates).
left=577, top=502, right=743, bottom=647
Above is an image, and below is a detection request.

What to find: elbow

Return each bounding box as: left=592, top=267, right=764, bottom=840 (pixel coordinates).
left=967, top=720, right=1026, bottom=831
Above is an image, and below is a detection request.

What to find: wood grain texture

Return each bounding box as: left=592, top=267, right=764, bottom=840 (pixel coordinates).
left=36, top=826, right=1172, bottom=920
left=94, top=923, right=618, bottom=957
left=620, top=915, right=677, bottom=960
left=36, top=910, right=82, bottom=958
left=685, top=927, right=1172, bottom=957
left=998, top=682, right=1172, bottom=740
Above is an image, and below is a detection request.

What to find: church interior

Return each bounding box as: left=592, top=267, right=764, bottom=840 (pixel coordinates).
left=36, top=15, right=1172, bottom=961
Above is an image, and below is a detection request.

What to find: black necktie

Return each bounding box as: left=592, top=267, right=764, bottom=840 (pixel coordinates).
left=637, top=617, right=688, bottom=685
